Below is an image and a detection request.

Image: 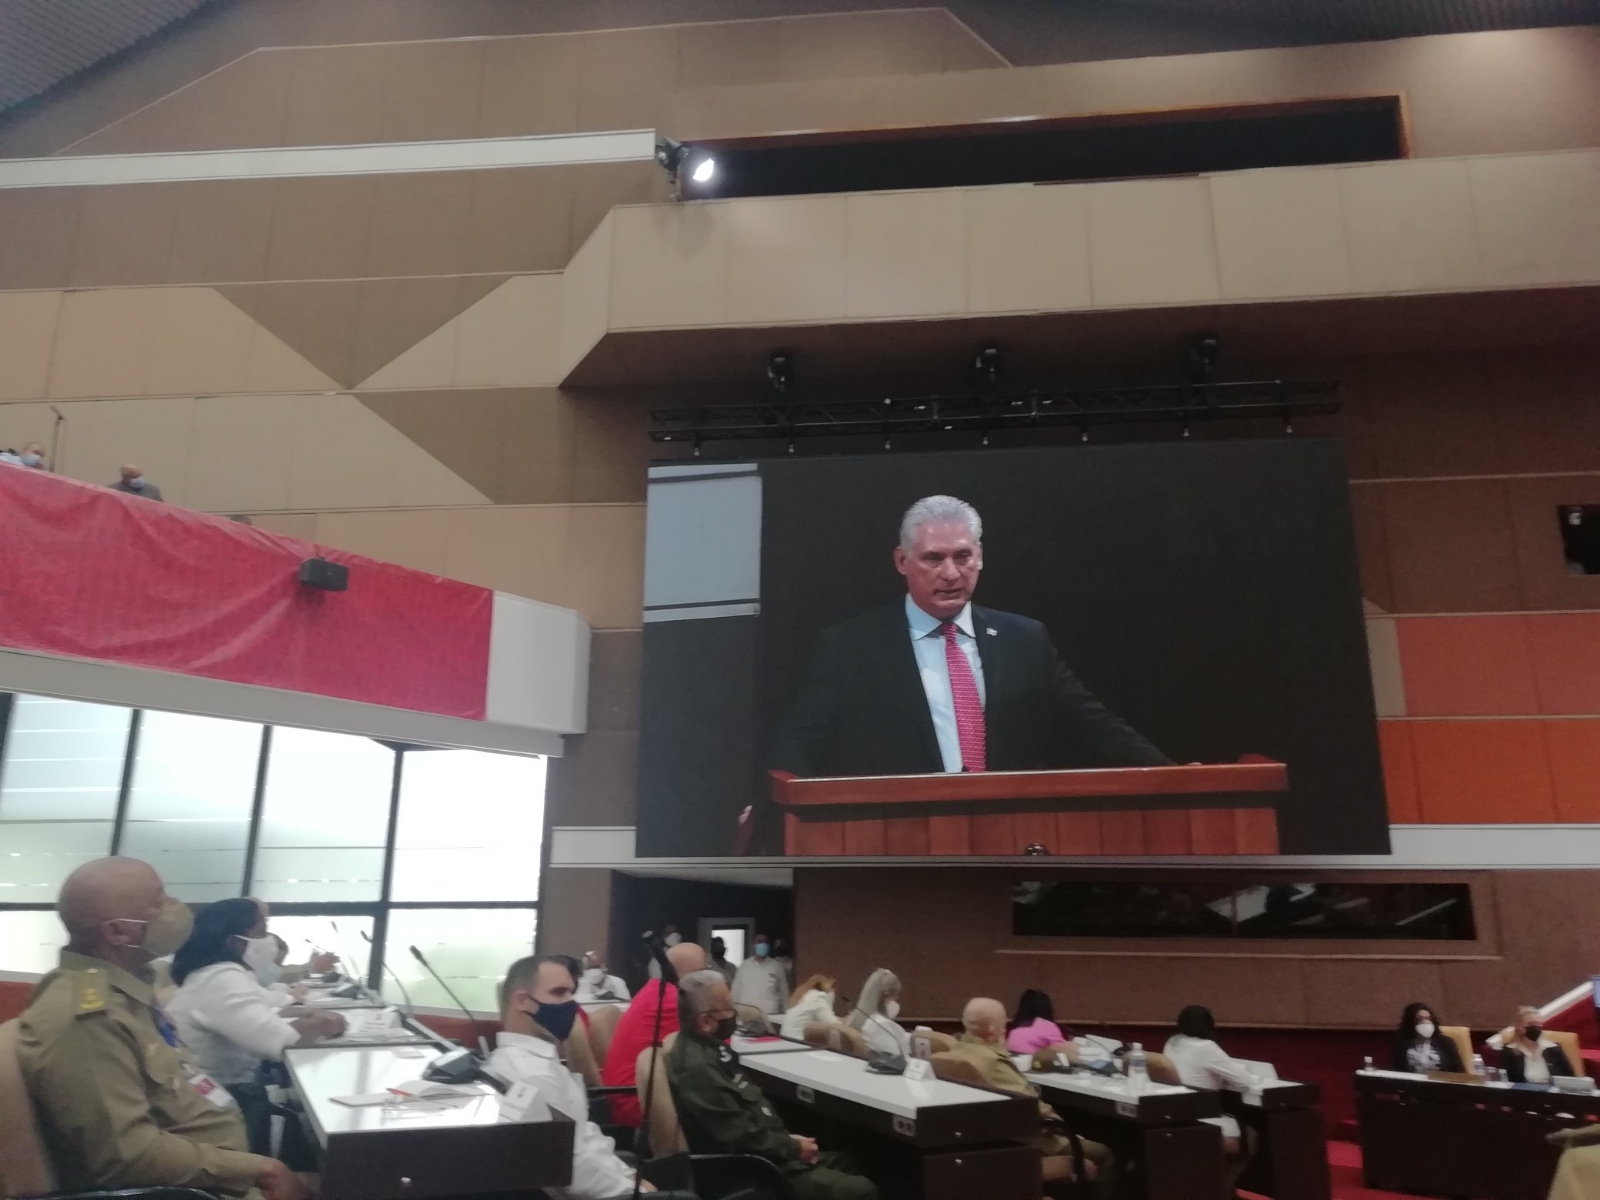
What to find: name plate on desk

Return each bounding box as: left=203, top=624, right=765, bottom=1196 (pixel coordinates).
left=903, top=1058, right=934, bottom=1082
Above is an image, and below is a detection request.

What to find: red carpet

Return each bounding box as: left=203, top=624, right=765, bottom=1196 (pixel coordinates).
left=1238, top=1142, right=1426, bottom=1200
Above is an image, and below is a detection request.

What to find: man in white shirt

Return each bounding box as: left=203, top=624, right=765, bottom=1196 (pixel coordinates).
left=487, top=955, right=654, bottom=1199
left=576, top=950, right=631, bottom=1002
left=731, top=935, right=789, bottom=1018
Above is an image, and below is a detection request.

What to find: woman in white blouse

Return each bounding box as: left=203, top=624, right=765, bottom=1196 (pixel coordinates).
left=1163, top=1005, right=1260, bottom=1188
left=849, top=967, right=911, bottom=1058
left=779, top=973, right=841, bottom=1040
left=167, top=898, right=346, bottom=1156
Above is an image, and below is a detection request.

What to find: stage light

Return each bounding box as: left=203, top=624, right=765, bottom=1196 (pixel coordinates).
left=690, top=155, right=717, bottom=184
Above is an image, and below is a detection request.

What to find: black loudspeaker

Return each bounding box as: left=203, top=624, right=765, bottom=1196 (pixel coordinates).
left=297, top=557, right=349, bottom=591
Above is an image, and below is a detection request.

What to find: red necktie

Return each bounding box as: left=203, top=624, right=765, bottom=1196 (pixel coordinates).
left=941, top=621, right=986, bottom=772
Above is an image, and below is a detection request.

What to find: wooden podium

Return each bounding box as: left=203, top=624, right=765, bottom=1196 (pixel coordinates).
left=770, top=762, right=1286, bottom=857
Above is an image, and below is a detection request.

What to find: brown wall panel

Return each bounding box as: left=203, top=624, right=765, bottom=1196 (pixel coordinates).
left=0, top=189, right=82, bottom=291
left=1487, top=349, right=1600, bottom=475
left=264, top=175, right=377, bottom=282
left=537, top=867, right=613, bottom=959
left=282, top=45, right=390, bottom=147
left=1380, top=479, right=1522, bottom=613
left=1506, top=474, right=1600, bottom=613
left=546, top=729, right=639, bottom=827
left=1356, top=354, right=1506, bottom=479
left=167, top=179, right=277, bottom=285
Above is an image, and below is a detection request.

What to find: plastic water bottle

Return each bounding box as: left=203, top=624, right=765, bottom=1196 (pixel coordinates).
left=1362, top=1056, right=1374, bottom=1072
left=1127, top=1042, right=1149, bottom=1092
left=1471, top=1054, right=1486, bottom=1077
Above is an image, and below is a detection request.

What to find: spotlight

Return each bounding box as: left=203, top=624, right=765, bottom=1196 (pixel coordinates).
left=1185, top=331, right=1221, bottom=385
left=654, top=136, right=716, bottom=192
left=767, top=351, right=795, bottom=396
left=690, top=155, right=717, bottom=184
left=654, top=136, right=684, bottom=176
left=971, top=344, right=1002, bottom=388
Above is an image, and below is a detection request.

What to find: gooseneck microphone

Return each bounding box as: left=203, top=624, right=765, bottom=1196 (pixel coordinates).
left=409, top=944, right=490, bottom=1057
left=360, top=930, right=418, bottom=1019
left=837, top=994, right=909, bottom=1074
left=635, top=930, right=677, bottom=1200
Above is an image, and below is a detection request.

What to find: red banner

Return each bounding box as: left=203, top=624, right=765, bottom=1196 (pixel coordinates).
left=0, top=468, right=490, bottom=719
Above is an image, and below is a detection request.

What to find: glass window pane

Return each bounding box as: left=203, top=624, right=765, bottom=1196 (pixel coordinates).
left=0, top=695, right=128, bottom=897
left=390, top=750, right=546, bottom=902
left=252, top=727, right=393, bottom=903
left=0, top=910, right=68, bottom=975
left=266, top=914, right=375, bottom=981
left=382, top=908, right=536, bottom=1013
left=119, top=711, right=263, bottom=903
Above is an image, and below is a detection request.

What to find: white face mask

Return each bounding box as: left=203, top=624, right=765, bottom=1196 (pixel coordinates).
left=239, top=935, right=282, bottom=986
left=885, top=1000, right=901, bottom=1019
left=1415, top=1021, right=1436, bottom=1040
left=663, top=932, right=681, bottom=946
left=20, top=452, right=42, bottom=467
left=126, top=476, right=145, bottom=488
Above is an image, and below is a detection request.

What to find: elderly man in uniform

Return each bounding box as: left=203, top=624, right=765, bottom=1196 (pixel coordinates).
left=667, top=969, right=878, bottom=1200
left=17, top=856, right=308, bottom=1200
left=953, top=997, right=1119, bottom=1199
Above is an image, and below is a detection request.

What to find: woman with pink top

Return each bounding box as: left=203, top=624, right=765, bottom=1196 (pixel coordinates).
left=1005, top=988, right=1071, bottom=1055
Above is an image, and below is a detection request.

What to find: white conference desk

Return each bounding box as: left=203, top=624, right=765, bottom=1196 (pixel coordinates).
left=731, top=1034, right=813, bottom=1056
left=749, top=1048, right=1015, bottom=1120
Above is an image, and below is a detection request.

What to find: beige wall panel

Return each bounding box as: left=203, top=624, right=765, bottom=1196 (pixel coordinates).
left=963, top=184, right=1091, bottom=313
left=264, top=175, right=376, bottom=283
left=363, top=172, right=477, bottom=280
left=677, top=19, right=785, bottom=90
left=467, top=167, right=580, bottom=275
left=282, top=45, right=389, bottom=147
left=0, top=292, right=62, bottom=402
left=724, top=195, right=848, bottom=325
left=185, top=394, right=297, bottom=513
left=243, top=321, right=341, bottom=394
left=222, top=281, right=363, bottom=387
left=575, top=26, right=679, bottom=132
left=315, top=507, right=454, bottom=577
left=1339, top=159, right=1485, bottom=295
left=167, top=179, right=277, bottom=286
left=567, top=393, right=650, bottom=505
left=559, top=213, right=616, bottom=376
left=1210, top=167, right=1352, bottom=300
left=48, top=289, right=155, bottom=399
left=350, top=276, right=507, bottom=387
left=562, top=504, right=646, bottom=630
left=355, top=314, right=459, bottom=391
left=60, top=395, right=196, bottom=501
left=442, top=505, right=571, bottom=602
left=1087, top=177, right=1220, bottom=308
left=283, top=393, right=489, bottom=511
left=143, top=287, right=254, bottom=397
left=0, top=189, right=82, bottom=292
left=537, top=868, right=613, bottom=961
left=453, top=274, right=564, bottom=388
left=246, top=512, right=318, bottom=541
left=1470, top=150, right=1600, bottom=287
left=610, top=203, right=728, bottom=330
left=570, top=163, right=667, bottom=265
left=1366, top=616, right=1407, bottom=717
left=377, top=39, right=486, bottom=143
left=183, top=51, right=293, bottom=152
left=477, top=34, right=583, bottom=138
left=776, top=9, right=958, bottom=80
left=69, top=184, right=181, bottom=290
left=0, top=401, right=59, bottom=452
left=845, top=189, right=965, bottom=319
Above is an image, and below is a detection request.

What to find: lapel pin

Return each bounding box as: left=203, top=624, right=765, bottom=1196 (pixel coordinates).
left=986, top=627, right=997, bottom=636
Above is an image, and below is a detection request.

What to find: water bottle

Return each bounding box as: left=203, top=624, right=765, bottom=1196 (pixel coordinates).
left=1471, top=1054, right=1486, bottom=1077
left=1362, top=1056, right=1374, bottom=1072
left=1127, top=1042, right=1149, bottom=1092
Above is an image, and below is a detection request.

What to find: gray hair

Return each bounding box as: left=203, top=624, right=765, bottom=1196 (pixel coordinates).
left=849, top=967, right=901, bottom=1031
left=676, top=968, right=730, bottom=1024
left=899, top=495, right=982, bottom=551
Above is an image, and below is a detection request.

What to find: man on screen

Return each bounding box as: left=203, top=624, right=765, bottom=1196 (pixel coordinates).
left=772, top=494, right=1170, bottom=778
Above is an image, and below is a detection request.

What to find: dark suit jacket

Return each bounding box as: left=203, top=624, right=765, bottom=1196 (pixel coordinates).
left=1500, top=1042, right=1575, bottom=1083
left=771, top=602, right=1169, bottom=777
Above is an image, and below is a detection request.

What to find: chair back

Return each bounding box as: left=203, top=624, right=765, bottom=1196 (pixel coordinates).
left=1440, top=1025, right=1476, bottom=1070
left=1140, top=1051, right=1183, bottom=1087
left=802, top=1022, right=868, bottom=1058
left=635, top=1032, right=688, bottom=1158
left=0, top=1019, right=57, bottom=1198
left=586, top=1003, right=625, bottom=1069
left=1550, top=1030, right=1584, bottom=1073
left=929, top=1051, right=989, bottom=1087
left=909, top=1029, right=957, bottom=1059
left=564, top=1013, right=603, bottom=1088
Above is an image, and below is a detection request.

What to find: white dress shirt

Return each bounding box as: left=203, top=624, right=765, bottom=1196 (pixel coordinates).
left=576, top=970, right=631, bottom=1002
left=166, top=962, right=300, bottom=1085
left=859, top=1013, right=911, bottom=1058
left=731, top=957, right=789, bottom=1017
left=488, top=1031, right=635, bottom=1200
left=779, top=989, right=839, bottom=1040
left=905, top=596, right=987, bottom=773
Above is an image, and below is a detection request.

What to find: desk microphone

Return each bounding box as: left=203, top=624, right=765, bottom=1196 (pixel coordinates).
left=359, top=929, right=427, bottom=1034
left=409, top=944, right=490, bottom=1056
left=837, top=994, right=908, bottom=1075
left=329, top=919, right=368, bottom=987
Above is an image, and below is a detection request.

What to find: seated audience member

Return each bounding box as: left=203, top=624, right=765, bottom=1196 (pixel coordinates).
left=600, top=940, right=708, bottom=1126
left=110, top=464, right=162, bottom=500
left=0, top=441, right=46, bottom=468
left=732, top=934, right=790, bottom=1017
left=955, top=997, right=1117, bottom=1198
left=1006, top=988, right=1071, bottom=1055
left=577, top=950, right=632, bottom=1001
left=167, top=897, right=346, bottom=1155
left=1163, top=1006, right=1260, bottom=1187
left=849, top=968, right=910, bottom=1058
left=668, top=970, right=879, bottom=1200
left=1500, top=1005, right=1574, bottom=1083
left=1391, top=1002, right=1464, bottom=1073
left=17, top=857, right=307, bottom=1200
left=709, top=936, right=738, bottom=984
left=488, top=955, right=656, bottom=1198
left=780, top=974, right=840, bottom=1040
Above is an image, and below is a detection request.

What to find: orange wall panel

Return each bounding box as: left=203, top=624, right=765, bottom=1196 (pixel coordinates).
left=1409, top=719, right=1558, bottom=823
left=1543, top=720, right=1600, bottom=822
left=1395, top=615, right=1539, bottom=716
left=1377, top=721, right=1421, bottom=823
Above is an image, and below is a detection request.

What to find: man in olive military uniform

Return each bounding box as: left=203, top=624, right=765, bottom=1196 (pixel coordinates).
left=17, top=856, right=307, bottom=1200
left=952, top=997, right=1120, bottom=1200
left=666, top=970, right=878, bottom=1200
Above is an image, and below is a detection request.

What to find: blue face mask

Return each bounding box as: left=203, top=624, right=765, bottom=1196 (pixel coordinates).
left=533, top=999, right=580, bottom=1042
left=754, top=943, right=770, bottom=958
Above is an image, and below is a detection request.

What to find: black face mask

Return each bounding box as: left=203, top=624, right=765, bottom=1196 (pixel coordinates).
left=533, top=999, right=580, bottom=1042
left=1524, top=1024, right=1543, bottom=1041
left=710, top=1015, right=737, bottom=1042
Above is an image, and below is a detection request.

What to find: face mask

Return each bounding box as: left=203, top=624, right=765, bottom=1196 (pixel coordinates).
left=532, top=999, right=580, bottom=1042
left=126, top=476, right=145, bottom=489
left=113, top=896, right=193, bottom=959
left=710, top=1014, right=737, bottom=1042
left=1525, top=1024, right=1544, bottom=1041
left=754, top=943, right=770, bottom=958
left=1415, top=1021, right=1436, bottom=1040
left=21, top=452, right=42, bottom=467
left=663, top=932, right=681, bottom=946
left=885, top=1000, right=901, bottom=1019
left=239, top=935, right=282, bottom=986
left=581, top=967, right=606, bottom=987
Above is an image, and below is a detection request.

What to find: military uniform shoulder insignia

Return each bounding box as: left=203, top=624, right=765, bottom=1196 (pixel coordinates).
left=74, top=968, right=107, bottom=1016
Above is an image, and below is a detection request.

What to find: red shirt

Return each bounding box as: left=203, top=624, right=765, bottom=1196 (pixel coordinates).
left=600, top=981, right=679, bottom=1126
